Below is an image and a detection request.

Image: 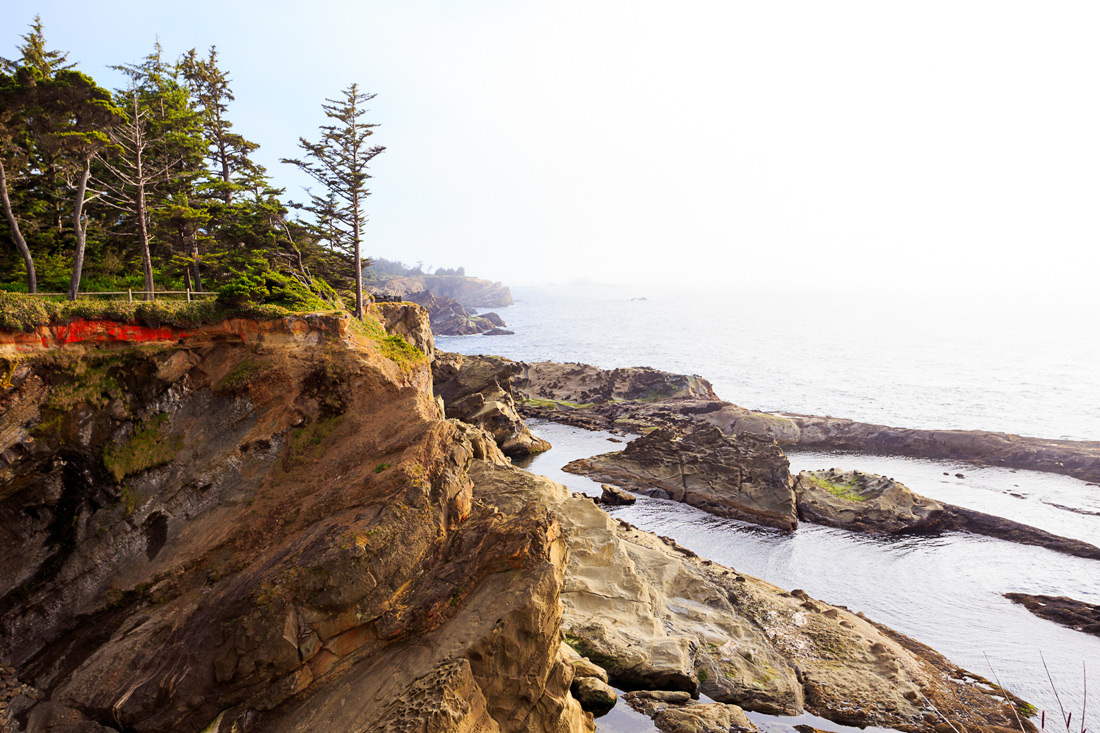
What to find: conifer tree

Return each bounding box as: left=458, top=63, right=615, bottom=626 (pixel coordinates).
left=0, top=70, right=36, bottom=291
left=282, top=84, right=384, bottom=319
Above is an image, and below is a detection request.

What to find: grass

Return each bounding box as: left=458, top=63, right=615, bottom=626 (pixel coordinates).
left=349, top=310, right=427, bottom=373
left=0, top=291, right=303, bottom=333
left=285, top=415, right=345, bottom=468
left=808, top=473, right=868, bottom=502
left=102, top=413, right=182, bottom=484
left=216, top=358, right=272, bottom=392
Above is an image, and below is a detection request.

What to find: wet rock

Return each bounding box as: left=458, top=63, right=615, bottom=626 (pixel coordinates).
left=794, top=469, right=944, bottom=533
left=1005, top=593, right=1100, bottom=637
left=572, top=676, right=617, bottom=716
left=653, top=702, right=756, bottom=733
left=599, top=484, right=636, bottom=506
left=566, top=426, right=798, bottom=531
left=484, top=328, right=515, bottom=336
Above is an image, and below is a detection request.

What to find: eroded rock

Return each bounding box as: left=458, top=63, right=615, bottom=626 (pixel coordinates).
left=566, top=426, right=798, bottom=531
left=433, top=352, right=550, bottom=457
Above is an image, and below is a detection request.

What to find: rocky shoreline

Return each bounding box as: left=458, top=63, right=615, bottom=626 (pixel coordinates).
left=1005, top=593, right=1100, bottom=638
left=0, top=307, right=1080, bottom=731
left=509, top=360, right=1100, bottom=485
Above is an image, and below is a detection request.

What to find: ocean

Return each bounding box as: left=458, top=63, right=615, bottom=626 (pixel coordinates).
left=438, top=285, right=1100, bottom=442
left=439, top=284, right=1100, bottom=729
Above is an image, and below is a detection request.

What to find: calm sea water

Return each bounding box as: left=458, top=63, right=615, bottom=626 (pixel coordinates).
left=440, top=285, right=1099, bottom=730
left=518, top=421, right=1100, bottom=732
left=440, top=285, right=1100, bottom=441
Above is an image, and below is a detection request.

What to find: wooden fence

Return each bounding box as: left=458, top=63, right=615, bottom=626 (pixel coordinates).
left=21, top=289, right=218, bottom=303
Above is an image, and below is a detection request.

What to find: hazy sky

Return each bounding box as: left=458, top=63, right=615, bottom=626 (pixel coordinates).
left=3, top=2, right=1099, bottom=291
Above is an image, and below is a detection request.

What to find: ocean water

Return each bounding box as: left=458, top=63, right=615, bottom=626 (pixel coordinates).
left=518, top=421, right=1100, bottom=732
left=439, top=285, right=1099, bottom=730
left=439, top=285, right=1100, bottom=442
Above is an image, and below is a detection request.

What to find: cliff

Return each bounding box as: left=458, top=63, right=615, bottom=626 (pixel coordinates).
left=0, top=308, right=589, bottom=732
left=369, top=275, right=514, bottom=309
left=0, top=318, right=1040, bottom=732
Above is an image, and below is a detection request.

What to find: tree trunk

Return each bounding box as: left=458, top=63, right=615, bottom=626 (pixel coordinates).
left=133, top=91, right=154, bottom=300
left=352, top=190, right=363, bottom=320
left=67, top=157, right=92, bottom=301
left=0, top=159, right=36, bottom=293
left=189, top=231, right=203, bottom=292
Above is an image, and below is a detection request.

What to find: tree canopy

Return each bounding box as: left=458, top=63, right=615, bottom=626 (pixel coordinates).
left=0, top=17, right=385, bottom=315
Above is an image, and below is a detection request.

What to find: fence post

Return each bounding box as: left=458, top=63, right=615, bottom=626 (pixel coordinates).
left=186, top=286, right=191, bottom=303
left=128, top=289, right=132, bottom=303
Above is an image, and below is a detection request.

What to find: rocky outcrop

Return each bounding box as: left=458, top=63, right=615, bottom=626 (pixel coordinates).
left=794, top=469, right=945, bottom=533
left=510, top=360, right=1100, bottom=484
left=565, top=427, right=798, bottom=531
left=796, top=470, right=1100, bottom=559
left=471, top=461, right=1035, bottom=732
left=515, top=361, right=717, bottom=406
left=432, top=352, right=550, bottom=457
left=398, top=290, right=509, bottom=336
left=1004, top=593, right=1100, bottom=637
left=370, top=275, right=513, bottom=308
left=0, top=312, right=591, bottom=732
left=599, top=484, right=636, bottom=505
left=373, top=301, right=435, bottom=356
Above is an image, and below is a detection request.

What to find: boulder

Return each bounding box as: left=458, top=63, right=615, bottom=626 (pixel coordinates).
left=793, top=468, right=943, bottom=533
left=653, top=702, right=756, bottom=733
left=571, top=677, right=617, bottom=716
left=566, top=426, right=798, bottom=531
left=599, top=484, right=636, bottom=506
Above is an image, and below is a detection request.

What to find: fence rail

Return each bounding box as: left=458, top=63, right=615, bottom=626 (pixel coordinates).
left=20, top=289, right=219, bottom=302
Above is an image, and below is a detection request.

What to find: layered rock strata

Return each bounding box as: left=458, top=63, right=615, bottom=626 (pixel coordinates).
left=0, top=313, right=590, bottom=732
left=472, top=460, right=1036, bottom=733
left=564, top=426, right=797, bottom=530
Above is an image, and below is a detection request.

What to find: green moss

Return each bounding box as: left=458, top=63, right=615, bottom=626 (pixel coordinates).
left=697, top=667, right=709, bottom=683
left=349, top=311, right=427, bottom=373
left=374, top=463, right=390, bottom=473
left=521, top=397, right=595, bottom=410
left=808, top=473, right=868, bottom=502
left=103, top=413, right=182, bottom=484
left=216, top=358, right=272, bottom=392
left=286, top=415, right=345, bottom=467
left=45, top=356, right=124, bottom=410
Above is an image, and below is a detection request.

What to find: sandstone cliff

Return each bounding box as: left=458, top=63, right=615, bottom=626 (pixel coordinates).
left=0, top=309, right=590, bottom=732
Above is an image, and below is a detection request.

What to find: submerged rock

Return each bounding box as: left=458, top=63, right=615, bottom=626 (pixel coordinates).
left=566, top=426, right=798, bottom=530
left=1005, top=593, right=1100, bottom=637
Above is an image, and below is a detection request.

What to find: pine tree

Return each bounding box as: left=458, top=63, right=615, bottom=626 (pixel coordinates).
left=282, top=84, right=384, bottom=319
left=0, top=69, right=37, bottom=291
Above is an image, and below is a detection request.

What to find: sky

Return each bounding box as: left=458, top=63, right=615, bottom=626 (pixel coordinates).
left=3, top=1, right=1099, bottom=292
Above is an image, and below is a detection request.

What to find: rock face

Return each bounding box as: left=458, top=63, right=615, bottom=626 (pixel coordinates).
left=370, top=275, right=514, bottom=308
left=650, top=701, right=756, bottom=733
left=511, top=360, right=1100, bottom=485
left=471, top=461, right=1035, bottom=732
left=0, top=312, right=591, bottom=732
left=432, top=352, right=551, bottom=457
left=1004, top=593, right=1100, bottom=637
left=399, top=290, right=509, bottom=336
left=373, top=300, right=435, bottom=356
left=566, top=427, right=798, bottom=531
left=794, top=469, right=945, bottom=533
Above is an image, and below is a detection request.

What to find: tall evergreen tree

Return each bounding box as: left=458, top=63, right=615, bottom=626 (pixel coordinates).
left=0, top=69, right=37, bottom=291
left=282, top=84, right=384, bottom=319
